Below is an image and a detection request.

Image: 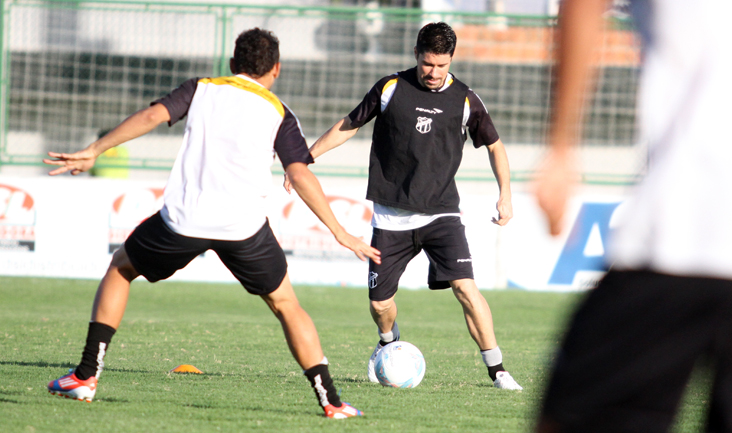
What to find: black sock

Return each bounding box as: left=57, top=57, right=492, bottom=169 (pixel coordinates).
left=75, top=322, right=116, bottom=380
left=487, top=363, right=505, bottom=381
left=304, top=364, right=342, bottom=409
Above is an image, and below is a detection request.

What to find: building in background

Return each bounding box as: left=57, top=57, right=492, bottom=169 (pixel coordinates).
left=1, top=0, right=641, bottom=182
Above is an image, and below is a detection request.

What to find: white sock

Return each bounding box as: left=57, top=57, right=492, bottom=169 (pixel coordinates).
left=481, top=347, right=503, bottom=367
left=302, top=356, right=329, bottom=374
left=378, top=322, right=399, bottom=343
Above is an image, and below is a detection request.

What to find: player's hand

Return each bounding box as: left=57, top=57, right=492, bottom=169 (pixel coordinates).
left=283, top=173, right=293, bottom=194
left=43, top=148, right=97, bottom=176
left=535, top=147, right=579, bottom=236
left=334, top=231, right=381, bottom=264
left=492, top=195, right=513, bottom=226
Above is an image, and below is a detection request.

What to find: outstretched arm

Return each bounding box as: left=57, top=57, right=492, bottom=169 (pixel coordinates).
left=487, top=138, right=513, bottom=226
left=309, top=116, right=359, bottom=158
left=286, top=162, right=381, bottom=264
left=535, top=0, right=608, bottom=235
left=284, top=116, right=359, bottom=192
left=43, top=103, right=171, bottom=176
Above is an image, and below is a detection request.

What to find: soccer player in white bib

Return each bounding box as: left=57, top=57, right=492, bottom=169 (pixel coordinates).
left=288, top=22, right=522, bottom=391
left=535, top=0, right=732, bottom=431
left=44, top=28, right=379, bottom=419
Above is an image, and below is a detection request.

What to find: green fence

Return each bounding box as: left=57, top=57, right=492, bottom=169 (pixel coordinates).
left=0, top=0, right=642, bottom=182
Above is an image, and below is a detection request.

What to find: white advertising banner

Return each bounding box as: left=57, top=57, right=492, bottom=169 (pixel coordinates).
left=0, top=176, right=628, bottom=291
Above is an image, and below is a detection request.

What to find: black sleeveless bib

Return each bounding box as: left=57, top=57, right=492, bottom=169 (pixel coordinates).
left=366, top=68, right=469, bottom=214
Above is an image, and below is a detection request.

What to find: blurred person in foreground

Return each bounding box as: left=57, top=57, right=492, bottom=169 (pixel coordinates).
left=288, top=22, right=521, bottom=390
left=535, top=0, right=732, bottom=431
left=43, top=28, right=379, bottom=419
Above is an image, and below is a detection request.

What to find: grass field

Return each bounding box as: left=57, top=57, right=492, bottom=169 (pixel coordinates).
left=0, top=276, right=709, bottom=432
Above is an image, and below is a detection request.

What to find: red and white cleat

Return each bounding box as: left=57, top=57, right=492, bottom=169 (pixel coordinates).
left=324, top=402, right=363, bottom=419
left=48, top=369, right=97, bottom=402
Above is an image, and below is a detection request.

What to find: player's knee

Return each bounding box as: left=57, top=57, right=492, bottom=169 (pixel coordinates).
left=370, top=299, right=394, bottom=317
left=264, top=294, right=301, bottom=319
left=109, top=246, right=139, bottom=281
left=451, top=279, right=480, bottom=302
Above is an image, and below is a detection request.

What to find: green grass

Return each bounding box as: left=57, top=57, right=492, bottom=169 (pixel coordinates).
left=0, top=276, right=709, bottom=432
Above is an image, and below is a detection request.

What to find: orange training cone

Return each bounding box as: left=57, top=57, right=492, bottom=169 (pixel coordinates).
left=170, top=364, right=203, bottom=374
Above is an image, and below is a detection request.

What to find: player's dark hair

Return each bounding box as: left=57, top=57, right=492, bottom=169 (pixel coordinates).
left=415, top=22, right=456, bottom=57
left=232, top=28, right=280, bottom=78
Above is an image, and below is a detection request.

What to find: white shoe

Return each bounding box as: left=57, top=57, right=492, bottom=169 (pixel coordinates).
left=493, top=371, right=523, bottom=390
left=367, top=342, right=384, bottom=383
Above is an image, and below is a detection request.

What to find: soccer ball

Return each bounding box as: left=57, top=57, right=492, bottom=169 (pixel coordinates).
left=374, top=341, right=426, bottom=388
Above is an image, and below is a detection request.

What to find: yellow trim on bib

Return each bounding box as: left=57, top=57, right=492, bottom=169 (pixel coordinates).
left=199, top=76, right=285, bottom=117
left=382, top=77, right=398, bottom=93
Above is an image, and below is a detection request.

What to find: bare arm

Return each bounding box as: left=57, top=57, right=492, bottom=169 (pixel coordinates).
left=309, top=116, right=360, bottom=159
left=286, top=162, right=381, bottom=264
left=43, top=103, right=171, bottom=176
left=535, top=0, right=608, bottom=235
left=284, top=116, right=359, bottom=192
left=486, top=138, right=513, bottom=225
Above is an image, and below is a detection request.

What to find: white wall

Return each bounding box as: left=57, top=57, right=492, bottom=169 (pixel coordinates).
left=0, top=174, right=630, bottom=291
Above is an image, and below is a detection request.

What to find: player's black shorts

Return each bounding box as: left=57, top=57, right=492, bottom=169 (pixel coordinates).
left=124, top=212, right=287, bottom=295
left=540, top=270, right=732, bottom=433
left=367, top=216, right=474, bottom=301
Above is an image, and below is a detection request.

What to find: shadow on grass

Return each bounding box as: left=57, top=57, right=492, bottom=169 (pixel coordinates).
left=337, top=376, right=371, bottom=384
left=184, top=402, right=308, bottom=417
left=163, top=371, right=222, bottom=377
left=184, top=403, right=218, bottom=409
left=96, top=397, right=131, bottom=403
left=0, top=360, right=76, bottom=369
left=0, top=397, right=20, bottom=404
left=0, top=360, right=221, bottom=378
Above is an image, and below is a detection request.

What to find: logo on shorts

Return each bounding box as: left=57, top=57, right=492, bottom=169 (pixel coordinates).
left=369, top=271, right=379, bottom=289
left=415, top=116, right=432, bottom=134
left=457, top=257, right=472, bottom=263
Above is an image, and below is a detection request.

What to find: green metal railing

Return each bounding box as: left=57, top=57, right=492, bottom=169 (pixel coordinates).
left=0, top=1, right=641, bottom=185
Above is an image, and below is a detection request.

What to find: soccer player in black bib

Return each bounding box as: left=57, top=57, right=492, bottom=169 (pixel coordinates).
left=289, top=22, right=522, bottom=390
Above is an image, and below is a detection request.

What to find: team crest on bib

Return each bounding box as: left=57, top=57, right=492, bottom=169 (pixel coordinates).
left=415, top=116, right=432, bottom=134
